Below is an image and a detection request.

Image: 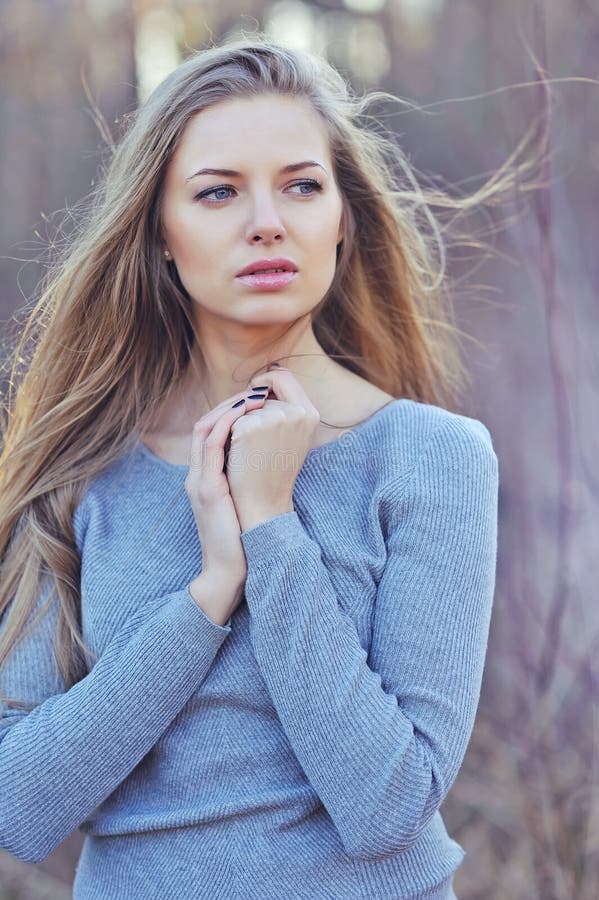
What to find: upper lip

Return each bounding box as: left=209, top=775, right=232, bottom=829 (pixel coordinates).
left=236, top=257, right=298, bottom=277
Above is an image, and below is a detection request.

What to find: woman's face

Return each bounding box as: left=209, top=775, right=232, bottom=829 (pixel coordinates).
left=160, top=93, right=344, bottom=328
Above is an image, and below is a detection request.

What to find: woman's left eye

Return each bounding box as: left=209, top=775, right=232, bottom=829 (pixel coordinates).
left=288, top=178, right=324, bottom=195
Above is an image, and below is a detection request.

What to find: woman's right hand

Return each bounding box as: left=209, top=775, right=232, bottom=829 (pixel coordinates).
left=184, top=384, right=269, bottom=615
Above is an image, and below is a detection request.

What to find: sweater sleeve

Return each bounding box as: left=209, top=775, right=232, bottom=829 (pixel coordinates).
left=239, top=415, right=498, bottom=861
left=0, top=582, right=232, bottom=864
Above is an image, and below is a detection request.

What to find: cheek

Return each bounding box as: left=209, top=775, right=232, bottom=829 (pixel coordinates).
left=167, top=207, right=217, bottom=256
left=304, top=210, right=342, bottom=264
left=172, top=229, right=226, bottom=285
left=302, top=227, right=339, bottom=295
left=307, top=198, right=343, bottom=246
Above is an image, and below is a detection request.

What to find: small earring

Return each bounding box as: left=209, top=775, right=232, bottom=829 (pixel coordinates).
left=164, top=250, right=171, bottom=259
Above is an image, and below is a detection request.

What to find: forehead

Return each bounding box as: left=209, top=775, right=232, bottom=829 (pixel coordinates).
left=169, top=94, right=332, bottom=174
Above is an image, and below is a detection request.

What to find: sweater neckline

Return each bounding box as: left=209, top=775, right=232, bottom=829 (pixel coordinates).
left=133, top=398, right=404, bottom=475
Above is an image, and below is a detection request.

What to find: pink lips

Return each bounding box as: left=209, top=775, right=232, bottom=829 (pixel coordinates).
left=235, top=257, right=299, bottom=291
left=236, top=270, right=298, bottom=291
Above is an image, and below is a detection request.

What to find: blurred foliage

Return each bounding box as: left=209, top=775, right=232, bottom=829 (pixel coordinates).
left=1, top=1, right=597, bottom=898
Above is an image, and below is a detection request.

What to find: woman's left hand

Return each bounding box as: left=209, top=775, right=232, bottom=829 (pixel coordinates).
left=226, top=367, right=321, bottom=533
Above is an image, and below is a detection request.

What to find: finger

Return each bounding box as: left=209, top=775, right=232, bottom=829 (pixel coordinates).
left=243, top=368, right=316, bottom=413
left=188, top=401, right=247, bottom=482
left=188, top=391, right=270, bottom=481
left=223, top=392, right=269, bottom=468
left=190, top=385, right=269, bottom=437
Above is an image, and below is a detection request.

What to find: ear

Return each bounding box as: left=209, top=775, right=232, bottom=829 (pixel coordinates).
left=337, top=213, right=344, bottom=244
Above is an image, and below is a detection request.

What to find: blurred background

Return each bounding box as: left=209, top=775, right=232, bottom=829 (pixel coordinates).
left=0, top=0, right=597, bottom=898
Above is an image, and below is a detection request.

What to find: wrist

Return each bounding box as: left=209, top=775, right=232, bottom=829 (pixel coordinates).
left=239, top=503, right=295, bottom=534
left=188, top=572, right=244, bottom=626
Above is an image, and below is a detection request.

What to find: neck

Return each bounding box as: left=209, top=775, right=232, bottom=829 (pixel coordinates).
left=162, top=319, right=340, bottom=434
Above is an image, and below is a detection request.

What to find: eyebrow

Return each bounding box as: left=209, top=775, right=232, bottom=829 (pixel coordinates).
left=185, top=160, right=327, bottom=182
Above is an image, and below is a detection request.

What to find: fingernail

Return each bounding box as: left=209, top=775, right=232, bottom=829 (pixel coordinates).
left=269, top=362, right=282, bottom=367
left=250, top=385, right=269, bottom=391
left=231, top=398, right=246, bottom=408
left=246, top=393, right=266, bottom=400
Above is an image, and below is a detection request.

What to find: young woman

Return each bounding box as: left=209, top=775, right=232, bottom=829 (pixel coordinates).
left=0, top=36, right=510, bottom=899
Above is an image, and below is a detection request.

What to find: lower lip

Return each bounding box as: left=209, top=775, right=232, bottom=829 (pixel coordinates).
left=236, top=271, right=298, bottom=290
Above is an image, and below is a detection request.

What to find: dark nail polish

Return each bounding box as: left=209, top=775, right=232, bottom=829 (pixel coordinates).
left=270, top=362, right=282, bottom=367
left=231, top=398, right=245, bottom=408
left=250, top=385, right=269, bottom=391
left=246, top=394, right=266, bottom=400
left=223, top=433, right=232, bottom=472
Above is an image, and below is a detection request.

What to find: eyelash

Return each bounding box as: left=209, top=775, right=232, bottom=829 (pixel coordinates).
left=194, top=178, right=324, bottom=204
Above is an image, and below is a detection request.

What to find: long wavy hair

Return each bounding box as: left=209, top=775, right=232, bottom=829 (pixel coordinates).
left=0, top=34, right=546, bottom=709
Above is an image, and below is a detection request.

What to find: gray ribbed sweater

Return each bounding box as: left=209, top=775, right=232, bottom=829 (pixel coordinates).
left=0, top=398, right=498, bottom=899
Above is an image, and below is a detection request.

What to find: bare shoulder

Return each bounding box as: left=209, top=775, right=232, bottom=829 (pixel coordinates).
left=309, top=366, right=397, bottom=451
left=331, top=366, right=396, bottom=420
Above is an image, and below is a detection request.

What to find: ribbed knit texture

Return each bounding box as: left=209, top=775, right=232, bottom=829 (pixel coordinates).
left=0, top=398, right=498, bottom=899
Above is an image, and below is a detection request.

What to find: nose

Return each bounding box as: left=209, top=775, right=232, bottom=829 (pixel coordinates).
left=245, top=192, right=287, bottom=245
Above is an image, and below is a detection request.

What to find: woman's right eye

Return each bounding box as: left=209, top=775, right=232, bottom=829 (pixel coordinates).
left=194, top=185, right=236, bottom=203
